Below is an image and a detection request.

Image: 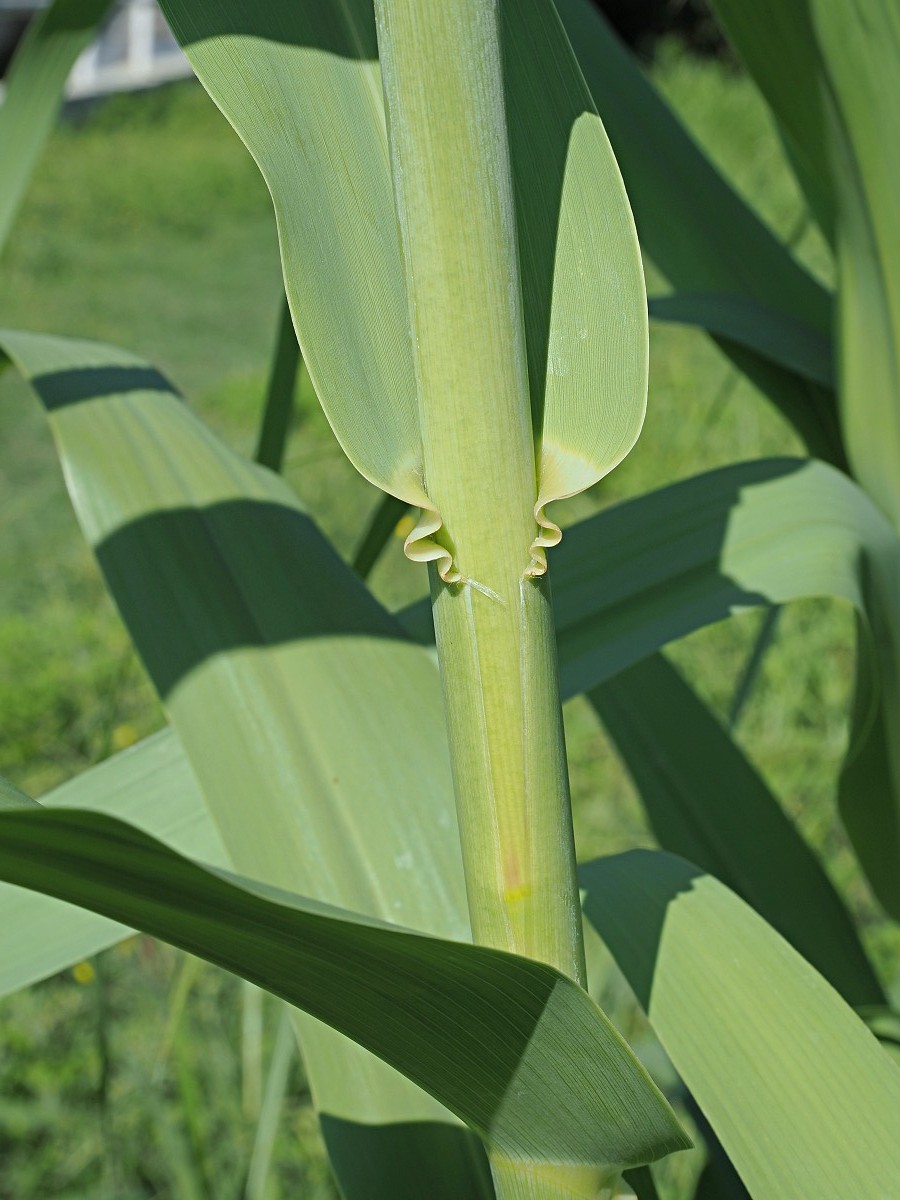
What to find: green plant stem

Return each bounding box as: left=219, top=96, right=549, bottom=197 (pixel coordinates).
left=728, top=606, right=781, bottom=729
left=241, top=979, right=264, bottom=1120
left=490, top=1159, right=632, bottom=1200
left=254, top=294, right=301, bottom=473
left=375, top=0, right=584, bottom=988
left=352, top=493, right=408, bottom=578
left=430, top=573, right=584, bottom=982
left=244, top=1007, right=295, bottom=1200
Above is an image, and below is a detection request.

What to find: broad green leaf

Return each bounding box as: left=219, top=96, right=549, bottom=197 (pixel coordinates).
left=581, top=851, right=900, bottom=1199
left=157, top=0, right=423, bottom=508
left=158, top=0, right=647, bottom=561
left=0, top=328, right=479, bottom=1196
left=554, top=0, right=831, bottom=332
left=320, top=466, right=890, bottom=965
left=402, top=457, right=896, bottom=698
left=0, top=329, right=683, bottom=1193
left=0, top=729, right=225, bottom=996
left=705, top=2, right=834, bottom=243
left=0, top=798, right=689, bottom=1174
left=0, top=734, right=495, bottom=1196
left=552, top=459, right=900, bottom=919
left=0, top=0, right=115, bottom=252
left=647, top=294, right=833, bottom=388
left=711, top=0, right=900, bottom=532
left=547, top=455, right=899, bottom=745
left=500, top=0, right=647, bottom=553
left=588, top=652, right=883, bottom=1007
left=554, top=0, right=845, bottom=463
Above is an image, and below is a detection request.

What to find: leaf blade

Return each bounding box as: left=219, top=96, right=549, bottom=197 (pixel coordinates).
left=0, top=799, right=689, bottom=1172
left=588, top=652, right=883, bottom=1007
left=0, top=0, right=115, bottom=252
left=581, top=851, right=900, bottom=1199
left=0, top=730, right=225, bottom=996
left=502, top=0, right=647, bottom=530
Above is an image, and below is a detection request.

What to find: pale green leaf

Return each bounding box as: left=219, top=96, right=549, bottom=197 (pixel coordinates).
left=159, top=0, right=648, bottom=553
left=0, top=797, right=689, bottom=1174
left=0, top=730, right=225, bottom=996
left=551, top=460, right=900, bottom=918
left=0, top=329, right=685, bottom=1193
left=1, top=738, right=494, bottom=1200
left=546, top=456, right=899, bottom=753
left=554, top=0, right=844, bottom=463
left=0, top=0, right=115, bottom=252
left=501, top=0, right=647, bottom=549
left=581, top=851, right=900, bottom=1199
left=157, top=0, right=423, bottom=505
left=0, top=327, right=477, bottom=1194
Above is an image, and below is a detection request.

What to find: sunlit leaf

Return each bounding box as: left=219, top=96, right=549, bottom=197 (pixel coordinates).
left=0, top=730, right=224, bottom=996
left=581, top=851, right=900, bottom=1199
left=0, top=796, right=689, bottom=1175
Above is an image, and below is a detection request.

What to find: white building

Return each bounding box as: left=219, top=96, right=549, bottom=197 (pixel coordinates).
left=1, top=0, right=194, bottom=99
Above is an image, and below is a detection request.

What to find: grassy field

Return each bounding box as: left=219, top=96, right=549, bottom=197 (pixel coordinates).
left=0, top=43, right=895, bottom=1199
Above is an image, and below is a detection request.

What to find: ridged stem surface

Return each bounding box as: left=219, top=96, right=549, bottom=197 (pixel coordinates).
left=375, top=0, right=585, bottom=989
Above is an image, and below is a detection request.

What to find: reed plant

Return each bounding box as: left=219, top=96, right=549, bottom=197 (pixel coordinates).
left=1, top=1, right=899, bottom=1197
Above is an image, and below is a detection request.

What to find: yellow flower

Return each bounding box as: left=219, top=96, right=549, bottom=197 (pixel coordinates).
left=111, top=723, right=139, bottom=750
left=72, top=960, right=96, bottom=985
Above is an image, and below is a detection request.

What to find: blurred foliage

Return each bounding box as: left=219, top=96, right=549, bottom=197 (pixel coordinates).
left=0, top=940, right=336, bottom=1200
left=596, top=0, right=727, bottom=59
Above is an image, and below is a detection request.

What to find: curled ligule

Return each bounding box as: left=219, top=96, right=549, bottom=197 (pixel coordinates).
left=526, top=441, right=612, bottom=578
left=526, top=496, right=563, bottom=578
left=403, top=504, right=461, bottom=583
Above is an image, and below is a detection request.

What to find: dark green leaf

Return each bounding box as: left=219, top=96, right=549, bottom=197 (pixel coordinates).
left=588, top=652, right=883, bottom=1006
left=0, top=798, right=688, bottom=1172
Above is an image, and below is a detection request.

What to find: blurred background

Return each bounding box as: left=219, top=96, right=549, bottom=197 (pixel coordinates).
left=0, top=2, right=890, bottom=1197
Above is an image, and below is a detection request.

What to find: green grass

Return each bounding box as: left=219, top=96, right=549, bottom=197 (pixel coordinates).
left=0, top=45, right=896, bottom=1199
